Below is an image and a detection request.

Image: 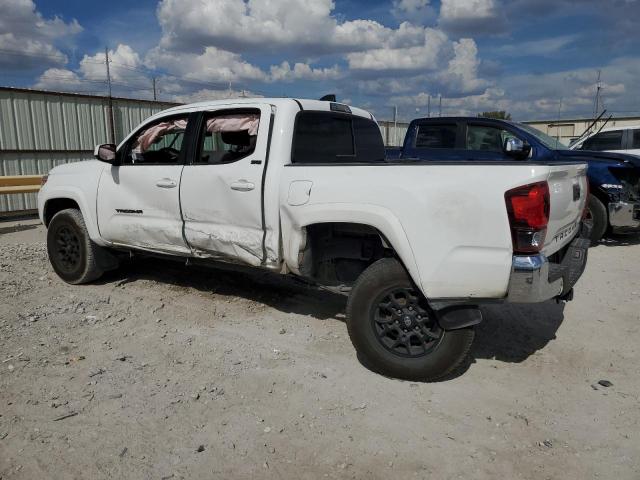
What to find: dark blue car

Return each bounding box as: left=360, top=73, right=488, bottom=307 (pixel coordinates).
left=386, top=117, right=640, bottom=243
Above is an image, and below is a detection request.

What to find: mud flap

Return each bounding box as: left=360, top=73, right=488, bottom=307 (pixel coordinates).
left=93, top=242, right=120, bottom=272
left=436, top=306, right=483, bottom=330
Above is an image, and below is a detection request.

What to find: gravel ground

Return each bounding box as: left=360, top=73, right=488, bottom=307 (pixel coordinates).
left=0, top=218, right=639, bottom=479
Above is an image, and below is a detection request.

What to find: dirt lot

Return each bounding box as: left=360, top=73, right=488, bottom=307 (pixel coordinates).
left=0, top=218, right=639, bottom=480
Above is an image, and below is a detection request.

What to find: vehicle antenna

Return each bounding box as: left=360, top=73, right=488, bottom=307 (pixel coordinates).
left=591, top=114, right=613, bottom=139
left=574, top=110, right=607, bottom=146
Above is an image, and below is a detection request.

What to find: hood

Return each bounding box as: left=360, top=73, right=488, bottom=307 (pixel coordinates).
left=557, top=149, right=640, bottom=168
left=50, top=159, right=106, bottom=175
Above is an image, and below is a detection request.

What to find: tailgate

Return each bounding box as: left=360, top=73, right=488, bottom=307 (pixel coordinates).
left=543, top=163, right=588, bottom=255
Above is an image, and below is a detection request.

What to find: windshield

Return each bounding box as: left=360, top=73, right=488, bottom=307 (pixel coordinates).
left=516, top=123, right=570, bottom=151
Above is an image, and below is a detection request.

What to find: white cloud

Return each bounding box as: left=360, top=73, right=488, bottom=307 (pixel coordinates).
left=438, top=0, right=506, bottom=35
left=494, top=35, right=579, bottom=57
left=269, top=61, right=341, bottom=82
left=80, top=44, right=147, bottom=84
left=34, top=68, right=85, bottom=90
left=157, top=0, right=338, bottom=53
left=388, top=57, right=640, bottom=120
left=147, top=46, right=267, bottom=84
left=156, top=0, right=434, bottom=55
left=346, top=28, right=450, bottom=71
left=0, top=0, right=81, bottom=69
left=392, top=0, right=436, bottom=23
left=170, top=87, right=263, bottom=103
left=437, top=38, right=488, bottom=94
left=34, top=44, right=154, bottom=98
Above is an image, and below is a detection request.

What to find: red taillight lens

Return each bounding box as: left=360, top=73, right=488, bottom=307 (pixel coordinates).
left=505, top=181, right=550, bottom=254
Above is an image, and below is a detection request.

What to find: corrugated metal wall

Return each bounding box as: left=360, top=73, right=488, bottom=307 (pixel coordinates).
left=379, top=121, right=409, bottom=147
left=0, top=87, right=177, bottom=214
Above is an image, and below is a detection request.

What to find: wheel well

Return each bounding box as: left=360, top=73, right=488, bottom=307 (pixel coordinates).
left=43, top=198, right=80, bottom=226
left=300, top=222, right=396, bottom=287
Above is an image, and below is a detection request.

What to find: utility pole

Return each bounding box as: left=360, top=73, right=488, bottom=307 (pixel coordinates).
left=105, top=46, right=116, bottom=144
left=593, top=70, right=602, bottom=119
left=152, top=77, right=157, bottom=101
left=439, top=95, right=442, bottom=117
left=393, top=105, right=398, bottom=146
left=427, top=95, right=431, bottom=118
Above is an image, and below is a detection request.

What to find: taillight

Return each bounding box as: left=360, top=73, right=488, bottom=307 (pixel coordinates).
left=505, top=181, right=550, bottom=254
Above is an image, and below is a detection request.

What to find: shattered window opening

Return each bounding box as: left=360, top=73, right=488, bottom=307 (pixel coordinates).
left=125, top=116, right=189, bottom=165
left=195, top=111, right=261, bottom=165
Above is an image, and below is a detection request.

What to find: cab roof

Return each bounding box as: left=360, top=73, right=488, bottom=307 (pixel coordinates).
left=159, top=97, right=374, bottom=120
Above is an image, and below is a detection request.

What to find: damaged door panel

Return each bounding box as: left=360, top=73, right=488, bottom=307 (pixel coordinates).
left=97, top=114, right=193, bottom=254
left=179, top=105, right=274, bottom=267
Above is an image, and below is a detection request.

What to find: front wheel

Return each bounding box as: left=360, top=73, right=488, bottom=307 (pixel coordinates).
left=346, top=258, right=474, bottom=382
left=47, top=208, right=104, bottom=284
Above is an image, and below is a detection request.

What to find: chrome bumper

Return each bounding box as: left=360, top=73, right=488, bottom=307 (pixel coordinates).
left=506, top=233, right=590, bottom=303
left=608, top=201, right=640, bottom=228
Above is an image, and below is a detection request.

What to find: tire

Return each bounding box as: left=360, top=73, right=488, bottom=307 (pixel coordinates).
left=47, top=208, right=104, bottom=284
left=346, top=258, right=474, bottom=382
left=584, top=194, right=608, bottom=244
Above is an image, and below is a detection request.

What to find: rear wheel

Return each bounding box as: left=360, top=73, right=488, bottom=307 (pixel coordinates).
left=584, top=194, right=608, bottom=244
left=47, top=208, right=104, bottom=284
left=347, top=258, right=474, bottom=382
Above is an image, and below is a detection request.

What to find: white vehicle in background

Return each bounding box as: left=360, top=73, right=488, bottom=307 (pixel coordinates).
left=38, top=98, right=590, bottom=381
left=571, top=124, right=640, bottom=156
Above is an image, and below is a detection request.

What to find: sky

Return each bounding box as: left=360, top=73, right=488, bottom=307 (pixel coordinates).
left=1, top=0, right=639, bottom=122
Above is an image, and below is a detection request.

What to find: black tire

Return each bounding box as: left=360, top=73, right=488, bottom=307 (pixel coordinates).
left=47, top=208, right=104, bottom=284
left=346, top=258, right=474, bottom=382
left=584, top=194, right=608, bottom=244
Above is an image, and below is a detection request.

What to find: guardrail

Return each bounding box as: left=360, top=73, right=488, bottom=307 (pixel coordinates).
left=0, top=175, right=43, bottom=195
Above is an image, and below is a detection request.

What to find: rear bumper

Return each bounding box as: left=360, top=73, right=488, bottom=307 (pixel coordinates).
left=608, top=201, right=640, bottom=229
left=506, top=230, right=590, bottom=303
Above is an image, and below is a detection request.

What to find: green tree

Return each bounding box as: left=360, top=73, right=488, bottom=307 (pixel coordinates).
left=478, top=111, right=512, bottom=120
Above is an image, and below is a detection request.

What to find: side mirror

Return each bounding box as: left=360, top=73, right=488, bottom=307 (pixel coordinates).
left=503, top=137, right=530, bottom=157
left=94, top=144, right=117, bottom=163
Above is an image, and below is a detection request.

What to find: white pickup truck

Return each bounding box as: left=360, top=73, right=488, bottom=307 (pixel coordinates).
left=38, top=98, right=590, bottom=381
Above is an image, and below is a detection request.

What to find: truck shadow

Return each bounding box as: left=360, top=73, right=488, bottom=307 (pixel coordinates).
left=0, top=223, right=39, bottom=235
left=598, top=233, right=640, bottom=247
left=99, top=257, right=566, bottom=380
left=448, top=302, right=565, bottom=379
left=98, top=257, right=348, bottom=321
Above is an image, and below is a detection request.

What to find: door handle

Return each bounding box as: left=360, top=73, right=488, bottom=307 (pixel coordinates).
left=230, top=180, right=255, bottom=192
left=156, top=178, right=177, bottom=188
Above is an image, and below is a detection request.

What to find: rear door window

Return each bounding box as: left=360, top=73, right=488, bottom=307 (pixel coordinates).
left=582, top=130, right=623, bottom=151
left=194, top=110, right=261, bottom=164
left=415, top=124, right=457, bottom=149
left=292, top=112, right=384, bottom=163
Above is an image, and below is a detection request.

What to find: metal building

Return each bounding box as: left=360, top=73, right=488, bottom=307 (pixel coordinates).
left=0, top=87, right=177, bottom=214
left=523, top=116, right=640, bottom=146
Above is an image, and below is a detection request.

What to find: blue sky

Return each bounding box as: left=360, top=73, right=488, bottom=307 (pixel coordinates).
left=1, top=0, right=639, bottom=121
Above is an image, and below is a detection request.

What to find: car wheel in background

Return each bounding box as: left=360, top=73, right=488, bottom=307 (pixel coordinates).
left=584, top=194, right=608, bottom=244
